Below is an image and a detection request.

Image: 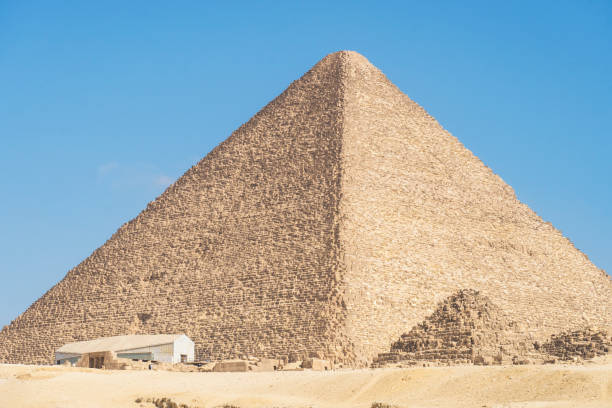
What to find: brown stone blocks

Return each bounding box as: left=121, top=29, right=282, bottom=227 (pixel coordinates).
left=1, top=51, right=610, bottom=367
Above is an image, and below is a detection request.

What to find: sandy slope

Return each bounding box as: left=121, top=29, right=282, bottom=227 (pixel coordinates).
left=0, top=363, right=610, bottom=408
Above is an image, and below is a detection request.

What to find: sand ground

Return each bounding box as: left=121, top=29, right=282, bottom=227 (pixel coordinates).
left=0, top=362, right=611, bottom=408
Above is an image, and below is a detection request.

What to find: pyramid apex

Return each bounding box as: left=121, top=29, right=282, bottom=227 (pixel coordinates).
left=326, top=49, right=365, bottom=57
left=316, top=50, right=374, bottom=68
left=308, top=50, right=380, bottom=83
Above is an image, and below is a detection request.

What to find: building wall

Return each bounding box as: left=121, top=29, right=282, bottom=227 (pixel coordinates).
left=172, top=335, right=195, bottom=363
left=75, top=351, right=110, bottom=368
left=55, top=352, right=80, bottom=365
left=54, top=338, right=194, bottom=365
left=116, top=352, right=152, bottom=360
left=118, top=342, right=173, bottom=363
left=55, top=352, right=80, bottom=361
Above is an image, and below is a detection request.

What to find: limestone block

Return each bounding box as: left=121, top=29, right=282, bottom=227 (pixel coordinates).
left=302, top=358, right=332, bottom=370
left=212, top=360, right=249, bottom=372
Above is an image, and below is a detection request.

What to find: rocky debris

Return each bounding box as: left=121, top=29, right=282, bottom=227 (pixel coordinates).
left=374, top=290, right=612, bottom=368
left=137, top=397, right=197, bottom=408
left=281, top=361, right=303, bottom=371
left=71, top=351, right=154, bottom=371
left=210, top=356, right=330, bottom=372
left=212, top=360, right=250, bottom=372
left=73, top=353, right=329, bottom=372
left=301, top=357, right=332, bottom=370
left=151, top=362, right=200, bottom=372
left=373, top=289, right=536, bottom=367
left=540, top=328, right=611, bottom=361
left=370, top=403, right=399, bottom=408
left=209, top=357, right=281, bottom=372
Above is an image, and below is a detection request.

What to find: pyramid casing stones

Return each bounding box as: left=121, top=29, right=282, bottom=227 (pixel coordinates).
left=1, top=51, right=611, bottom=366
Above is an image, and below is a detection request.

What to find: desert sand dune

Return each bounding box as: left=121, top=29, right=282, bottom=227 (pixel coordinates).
left=1, top=363, right=610, bottom=408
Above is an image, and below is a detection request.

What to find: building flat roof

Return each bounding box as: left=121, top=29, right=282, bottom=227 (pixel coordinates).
left=56, top=334, right=187, bottom=354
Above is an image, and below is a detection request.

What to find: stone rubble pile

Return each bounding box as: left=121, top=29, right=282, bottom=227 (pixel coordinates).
left=540, top=328, right=611, bottom=361
left=373, top=290, right=611, bottom=367
left=373, top=289, right=535, bottom=367
left=70, top=354, right=332, bottom=372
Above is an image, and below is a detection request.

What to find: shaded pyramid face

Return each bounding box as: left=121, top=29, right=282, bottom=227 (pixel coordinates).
left=1, top=51, right=611, bottom=366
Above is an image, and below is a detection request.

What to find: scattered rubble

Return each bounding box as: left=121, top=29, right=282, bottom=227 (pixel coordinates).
left=373, top=289, right=536, bottom=367
left=373, top=289, right=611, bottom=367
left=67, top=353, right=332, bottom=372
left=540, top=328, right=611, bottom=361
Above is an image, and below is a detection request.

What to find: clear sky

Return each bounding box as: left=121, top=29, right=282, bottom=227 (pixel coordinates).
left=1, top=1, right=610, bottom=328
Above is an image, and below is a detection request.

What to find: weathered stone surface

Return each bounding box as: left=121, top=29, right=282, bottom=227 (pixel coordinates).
left=374, top=290, right=611, bottom=367
left=212, top=360, right=249, bottom=372
left=373, top=289, right=536, bottom=366
left=540, top=328, right=611, bottom=361
left=301, top=357, right=332, bottom=371
left=0, top=51, right=610, bottom=366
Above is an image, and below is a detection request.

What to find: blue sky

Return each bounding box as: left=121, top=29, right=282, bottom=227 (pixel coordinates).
left=1, top=1, right=610, bottom=327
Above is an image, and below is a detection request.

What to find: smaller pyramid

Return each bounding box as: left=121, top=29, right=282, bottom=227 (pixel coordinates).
left=374, top=290, right=534, bottom=366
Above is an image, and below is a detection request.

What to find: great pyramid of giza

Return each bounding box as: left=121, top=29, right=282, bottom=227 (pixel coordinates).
left=1, top=51, right=610, bottom=366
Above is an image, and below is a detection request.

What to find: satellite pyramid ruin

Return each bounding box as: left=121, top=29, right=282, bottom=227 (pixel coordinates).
left=1, top=51, right=611, bottom=366
left=374, top=289, right=537, bottom=366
